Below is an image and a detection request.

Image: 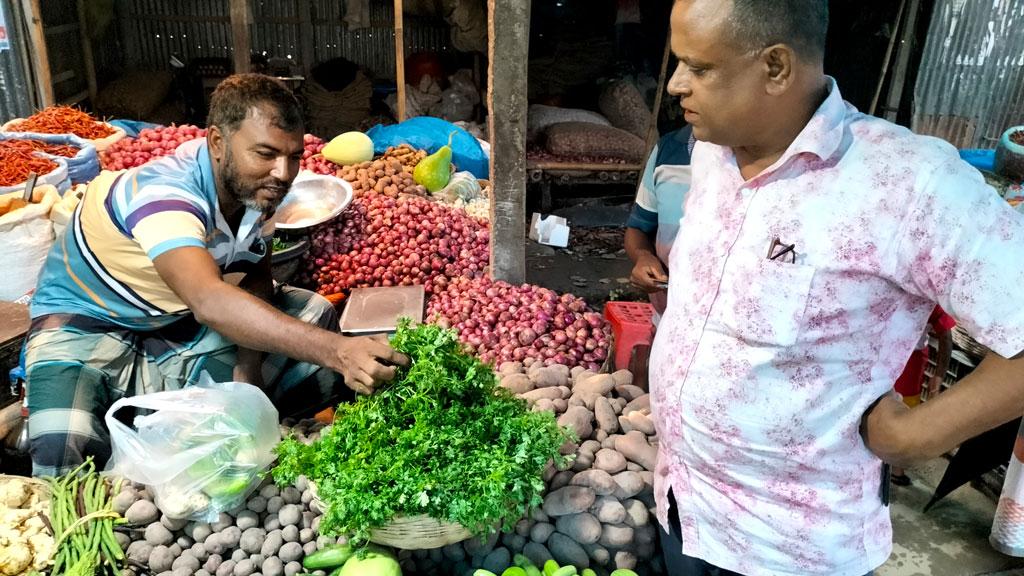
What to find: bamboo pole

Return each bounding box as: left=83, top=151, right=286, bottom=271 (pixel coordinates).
left=75, top=0, right=98, bottom=105
left=394, top=0, right=406, bottom=121
left=20, top=0, right=54, bottom=107
left=869, top=0, right=907, bottom=117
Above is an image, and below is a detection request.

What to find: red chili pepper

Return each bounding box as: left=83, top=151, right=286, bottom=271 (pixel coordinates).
left=0, top=140, right=59, bottom=186
left=9, top=105, right=115, bottom=139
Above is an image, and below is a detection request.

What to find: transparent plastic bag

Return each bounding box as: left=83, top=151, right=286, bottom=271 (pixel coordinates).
left=104, top=374, right=280, bottom=520
left=432, top=171, right=482, bottom=204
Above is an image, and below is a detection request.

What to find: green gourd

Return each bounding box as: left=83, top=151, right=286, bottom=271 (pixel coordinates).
left=413, top=132, right=456, bottom=192
left=337, top=549, right=401, bottom=576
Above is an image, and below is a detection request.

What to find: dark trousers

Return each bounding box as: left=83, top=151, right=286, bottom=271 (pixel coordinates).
left=659, top=491, right=875, bottom=576
left=660, top=491, right=744, bottom=575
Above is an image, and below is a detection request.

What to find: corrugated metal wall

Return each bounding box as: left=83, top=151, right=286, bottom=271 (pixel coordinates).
left=119, top=0, right=450, bottom=79
left=120, top=0, right=233, bottom=68
left=0, top=0, right=34, bottom=121
left=913, top=0, right=1024, bottom=149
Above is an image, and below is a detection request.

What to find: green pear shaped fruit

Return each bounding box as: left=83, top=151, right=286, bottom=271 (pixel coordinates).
left=414, top=132, right=456, bottom=192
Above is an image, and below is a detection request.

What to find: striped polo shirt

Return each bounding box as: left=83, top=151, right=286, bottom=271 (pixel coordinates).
left=31, top=139, right=273, bottom=330
left=626, top=127, right=694, bottom=320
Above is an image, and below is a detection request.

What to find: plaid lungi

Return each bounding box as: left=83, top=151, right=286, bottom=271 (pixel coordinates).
left=25, top=286, right=336, bottom=476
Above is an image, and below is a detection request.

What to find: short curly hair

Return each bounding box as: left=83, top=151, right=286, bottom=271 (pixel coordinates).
left=206, top=73, right=303, bottom=135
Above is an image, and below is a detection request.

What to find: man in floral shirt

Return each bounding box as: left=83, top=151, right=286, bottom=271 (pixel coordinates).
left=650, top=1, right=1024, bottom=575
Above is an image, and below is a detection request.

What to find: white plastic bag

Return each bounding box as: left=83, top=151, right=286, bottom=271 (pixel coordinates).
left=105, top=375, right=281, bottom=520
left=0, top=185, right=60, bottom=301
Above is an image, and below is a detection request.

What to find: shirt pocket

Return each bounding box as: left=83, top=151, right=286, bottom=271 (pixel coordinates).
left=709, top=252, right=816, bottom=347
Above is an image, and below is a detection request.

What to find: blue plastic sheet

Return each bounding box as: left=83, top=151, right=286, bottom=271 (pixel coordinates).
left=959, top=149, right=996, bottom=173
left=109, top=119, right=161, bottom=139
left=367, top=117, right=489, bottom=179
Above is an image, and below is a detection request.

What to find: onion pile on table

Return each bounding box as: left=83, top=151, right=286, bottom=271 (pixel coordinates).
left=303, top=193, right=490, bottom=296
left=299, top=134, right=338, bottom=175
left=100, top=125, right=205, bottom=170
left=426, top=276, right=612, bottom=370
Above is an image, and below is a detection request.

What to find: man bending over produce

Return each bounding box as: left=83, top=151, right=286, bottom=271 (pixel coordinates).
left=650, top=0, right=1024, bottom=574
left=26, top=73, right=408, bottom=476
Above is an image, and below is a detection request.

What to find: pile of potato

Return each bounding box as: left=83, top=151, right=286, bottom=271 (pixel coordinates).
left=399, top=363, right=663, bottom=576
left=111, top=364, right=661, bottom=576
left=336, top=145, right=429, bottom=198
left=114, top=477, right=339, bottom=576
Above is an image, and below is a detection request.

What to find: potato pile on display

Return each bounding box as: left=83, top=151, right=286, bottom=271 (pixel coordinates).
left=336, top=145, right=428, bottom=198
left=301, top=138, right=429, bottom=199
left=114, top=476, right=335, bottom=576
left=399, top=365, right=663, bottom=576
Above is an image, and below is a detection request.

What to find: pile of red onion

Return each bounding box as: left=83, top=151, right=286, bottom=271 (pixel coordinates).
left=303, top=193, right=490, bottom=296
left=300, top=134, right=341, bottom=175
left=427, top=276, right=612, bottom=370
left=99, top=125, right=205, bottom=170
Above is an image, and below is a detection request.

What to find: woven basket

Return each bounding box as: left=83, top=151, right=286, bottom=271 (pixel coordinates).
left=952, top=325, right=990, bottom=361
left=368, top=514, right=473, bottom=549
left=310, top=483, right=472, bottom=549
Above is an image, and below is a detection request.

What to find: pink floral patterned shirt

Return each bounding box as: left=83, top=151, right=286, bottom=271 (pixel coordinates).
left=649, top=79, right=1024, bottom=575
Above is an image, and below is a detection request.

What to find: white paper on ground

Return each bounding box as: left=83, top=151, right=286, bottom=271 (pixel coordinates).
left=529, top=212, right=570, bottom=248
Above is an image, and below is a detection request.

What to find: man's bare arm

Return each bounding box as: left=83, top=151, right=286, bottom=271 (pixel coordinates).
left=863, top=352, right=1024, bottom=467
left=153, top=246, right=407, bottom=393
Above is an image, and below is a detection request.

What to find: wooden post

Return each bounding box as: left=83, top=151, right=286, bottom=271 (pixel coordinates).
left=883, top=0, right=922, bottom=122
left=21, top=0, right=54, bottom=107
left=869, top=0, right=907, bottom=117
left=75, top=0, right=98, bottom=104
left=487, top=0, right=530, bottom=284
left=394, top=0, right=406, bottom=121
left=229, top=0, right=252, bottom=74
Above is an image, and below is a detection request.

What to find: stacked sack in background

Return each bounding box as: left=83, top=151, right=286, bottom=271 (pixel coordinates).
left=527, top=79, right=653, bottom=164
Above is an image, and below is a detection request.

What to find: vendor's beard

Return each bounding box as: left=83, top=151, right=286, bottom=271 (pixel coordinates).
left=222, top=149, right=289, bottom=216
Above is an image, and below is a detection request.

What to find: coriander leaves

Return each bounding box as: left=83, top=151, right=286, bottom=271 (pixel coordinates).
left=273, top=320, right=572, bottom=544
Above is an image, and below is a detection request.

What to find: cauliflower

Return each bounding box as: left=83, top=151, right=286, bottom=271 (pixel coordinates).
left=158, top=484, right=211, bottom=518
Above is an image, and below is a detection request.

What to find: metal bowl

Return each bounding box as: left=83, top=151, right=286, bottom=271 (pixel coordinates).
left=272, top=172, right=353, bottom=231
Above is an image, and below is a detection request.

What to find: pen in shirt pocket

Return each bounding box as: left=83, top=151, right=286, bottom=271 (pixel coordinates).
left=767, top=236, right=797, bottom=264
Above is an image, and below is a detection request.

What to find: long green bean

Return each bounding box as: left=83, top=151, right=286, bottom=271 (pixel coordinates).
left=45, top=457, right=127, bottom=575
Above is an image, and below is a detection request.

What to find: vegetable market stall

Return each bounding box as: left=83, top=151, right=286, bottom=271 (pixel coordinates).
left=0, top=105, right=662, bottom=576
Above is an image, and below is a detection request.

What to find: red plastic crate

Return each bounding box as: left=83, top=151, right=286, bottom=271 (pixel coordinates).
left=603, top=301, right=655, bottom=371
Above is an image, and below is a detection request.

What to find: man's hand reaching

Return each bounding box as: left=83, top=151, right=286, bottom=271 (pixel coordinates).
left=332, top=334, right=410, bottom=395
left=631, top=253, right=669, bottom=293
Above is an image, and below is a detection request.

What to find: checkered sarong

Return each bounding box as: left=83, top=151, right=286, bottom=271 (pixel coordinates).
left=25, top=286, right=335, bottom=476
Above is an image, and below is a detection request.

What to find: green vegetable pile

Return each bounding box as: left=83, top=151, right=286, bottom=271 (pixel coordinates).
left=43, top=458, right=126, bottom=576
left=474, top=555, right=640, bottom=576
left=272, top=320, right=573, bottom=544
left=271, top=237, right=294, bottom=252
